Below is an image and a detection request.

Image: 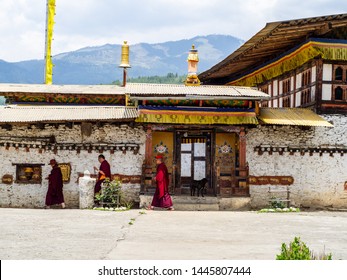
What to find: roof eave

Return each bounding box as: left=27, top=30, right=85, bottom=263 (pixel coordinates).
left=130, top=95, right=269, bottom=101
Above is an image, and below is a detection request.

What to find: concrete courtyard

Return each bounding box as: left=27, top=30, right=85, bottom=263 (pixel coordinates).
left=1, top=208, right=347, bottom=260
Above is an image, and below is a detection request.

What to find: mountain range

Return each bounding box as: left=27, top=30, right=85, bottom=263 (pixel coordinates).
left=0, top=35, right=243, bottom=85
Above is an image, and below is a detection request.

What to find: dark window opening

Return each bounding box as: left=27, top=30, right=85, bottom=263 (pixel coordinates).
left=335, top=67, right=343, bottom=80
left=302, top=70, right=311, bottom=87
left=282, top=79, right=290, bottom=94
left=301, top=89, right=311, bottom=105
left=283, top=96, right=291, bottom=107
left=334, top=87, right=343, bottom=100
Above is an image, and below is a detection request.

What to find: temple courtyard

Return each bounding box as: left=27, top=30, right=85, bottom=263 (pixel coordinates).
left=1, top=208, right=347, bottom=260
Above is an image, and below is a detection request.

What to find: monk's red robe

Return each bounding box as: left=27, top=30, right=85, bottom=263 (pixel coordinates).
left=151, top=162, right=173, bottom=208
left=94, top=160, right=111, bottom=194
left=45, top=165, right=64, bottom=206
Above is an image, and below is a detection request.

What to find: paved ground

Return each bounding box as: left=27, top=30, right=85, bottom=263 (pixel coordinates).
left=1, top=208, right=347, bottom=260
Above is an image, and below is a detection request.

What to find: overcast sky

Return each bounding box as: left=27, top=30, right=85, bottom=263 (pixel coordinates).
left=0, top=0, right=346, bottom=62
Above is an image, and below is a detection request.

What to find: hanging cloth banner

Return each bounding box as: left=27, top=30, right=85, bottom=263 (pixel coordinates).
left=44, top=0, right=56, bottom=85
left=136, top=106, right=258, bottom=125
left=229, top=38, right=347, bottom=87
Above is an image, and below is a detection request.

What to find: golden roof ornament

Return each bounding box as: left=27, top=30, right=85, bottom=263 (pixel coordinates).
left=185, top=44, right=201, bottom=86
left=119, top=41, right=131, bottom=68
left=187, top=44, right=199, bottom=62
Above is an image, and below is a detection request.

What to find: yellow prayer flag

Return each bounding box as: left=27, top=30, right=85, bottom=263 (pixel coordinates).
left=44, top=0, right=56, bottom=85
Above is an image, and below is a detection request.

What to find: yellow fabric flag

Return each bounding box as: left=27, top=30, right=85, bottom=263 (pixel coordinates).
left=44, top=0, right=56, bottom=84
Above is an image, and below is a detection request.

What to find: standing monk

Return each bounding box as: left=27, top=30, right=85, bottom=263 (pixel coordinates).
left=45, top=159, right=65, bottom=209
left=149, top=155, right=174, bottom=210
left=93, top=154, right=111, bottom=194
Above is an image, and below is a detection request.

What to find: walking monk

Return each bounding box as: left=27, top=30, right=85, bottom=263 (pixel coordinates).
left=45, top=159, right=65, bottom=209
left=93, top=154, right=111, bottom=195
left=149, top=155, right=174, bottom=210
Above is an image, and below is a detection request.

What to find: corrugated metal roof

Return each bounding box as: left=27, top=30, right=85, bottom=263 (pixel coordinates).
left=0, top=106, right=138, bottom=123
left=0, top=84, right=125, bottom=95
left=125, top=83, right=269, bottom=99
left=0, top=83, right=269, bottom=99
left=259, top=108, right=334, bottom=127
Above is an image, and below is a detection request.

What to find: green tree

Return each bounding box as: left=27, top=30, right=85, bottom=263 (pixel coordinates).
left=112, top=73, right=186, bottom=85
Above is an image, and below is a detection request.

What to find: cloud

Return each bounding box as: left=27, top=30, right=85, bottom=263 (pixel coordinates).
left=0, top=0, right=345, bottom=62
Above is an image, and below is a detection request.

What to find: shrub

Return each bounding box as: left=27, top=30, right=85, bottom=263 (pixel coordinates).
left=95, top=178, right=122, bottom=208
left=269, top=197, right=285, bottom=209
left=276, top=236, right=332, bottom=260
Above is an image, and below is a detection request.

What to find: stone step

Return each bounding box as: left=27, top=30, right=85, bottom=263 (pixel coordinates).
left=173, top=196, right=219, bottom=204
left=139, top=195, right=251, bottom=211
left=172, top=196, right=219, bottom=211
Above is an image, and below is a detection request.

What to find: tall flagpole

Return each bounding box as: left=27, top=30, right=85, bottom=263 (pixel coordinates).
left=44, top=0, right=56, bottom=85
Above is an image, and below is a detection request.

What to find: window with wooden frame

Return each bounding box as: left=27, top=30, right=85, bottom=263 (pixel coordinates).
left=259, top=85, right=270, bottom=108
left=282, top=79, right=291, bottom=95
left=333, top=86, right=345, bottom=101
left=301, top=69, right=311, bottom=87
left=283, top=96, right=291, bottom=107
left=335, top=67, right=343, bottom=80
left=333, top=65, right=347, bottom=81
left=301, top=89, right=311, bottom=105
left=260, top=85, right=269, bottom=94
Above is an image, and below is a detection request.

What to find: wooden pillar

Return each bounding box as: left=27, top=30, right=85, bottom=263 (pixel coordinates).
left=238, top=127, right=247, bottom=177
left=255, top=101, right=260, bottom=115
left=293, top=70, right=297, bottom=108
left=271, top=80, right=274, bottom=107
left=145, top=126, right=153, bottom=167
left=277, top=79, right=280, bottom=107
left=315, top=58, right=323, bottom=113
left=141, top=126, right=153, bottom=194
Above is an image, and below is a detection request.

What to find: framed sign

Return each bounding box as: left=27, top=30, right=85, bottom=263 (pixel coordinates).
left=58, top=163, right=71, bottom=183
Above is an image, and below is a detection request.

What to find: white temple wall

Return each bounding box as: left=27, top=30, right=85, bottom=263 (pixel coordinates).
left=247, top=115, right=347, bottom=209
left=0, top=123, right=146, bottom=208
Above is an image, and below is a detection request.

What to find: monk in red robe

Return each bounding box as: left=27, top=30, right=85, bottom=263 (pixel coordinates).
left=149, top=155, right=174, bottom=210
left=45, top=159, right=65, bottom=209
left=93, top=154, right=111, bottom=194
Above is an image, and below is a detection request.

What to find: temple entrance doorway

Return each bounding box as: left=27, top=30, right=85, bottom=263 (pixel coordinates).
left=174, top=130, right=214, bottom=196
left=145, top=127, right=248, bottom=198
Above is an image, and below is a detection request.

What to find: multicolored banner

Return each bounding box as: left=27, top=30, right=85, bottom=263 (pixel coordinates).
left=229, top=38, right=347, bottom=87
left=44, top=0, right=56, bottom=84
left=144, top=99, right=250, bottom=107
left=136, top=106, right=258, bottom=125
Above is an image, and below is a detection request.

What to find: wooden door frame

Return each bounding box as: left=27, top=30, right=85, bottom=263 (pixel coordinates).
left=174, top=129, right=214, bottom=196
left=140, top=125, right=248, bottom=197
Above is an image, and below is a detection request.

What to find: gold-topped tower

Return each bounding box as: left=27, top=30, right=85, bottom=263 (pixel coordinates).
left=185, top=45, right=201, bottom=86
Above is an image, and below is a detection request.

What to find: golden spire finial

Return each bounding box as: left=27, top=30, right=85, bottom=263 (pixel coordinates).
left=185, top=45, right=200, bottom=86
left=119, top=41, right=130, bottom=68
